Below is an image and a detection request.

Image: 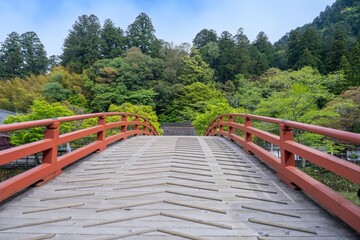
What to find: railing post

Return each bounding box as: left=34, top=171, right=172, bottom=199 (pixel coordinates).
left=219, top=116, right=224, bottom=134
left=134, top=116, right=140, bottom=135
left=278, top=123, right=297, bottom=189
left=228, top=115, right=234, bottom=140
left=121, top=114, right=127, bottom=140
left=244, top=116, right=253, bottom=153
left=97, top=114, right=106, bottom=152
left=39, top=121, right=61, bottom=185
left=279, top=123, right=295, bottom=167
left=143, top=126, right=147, bottom=135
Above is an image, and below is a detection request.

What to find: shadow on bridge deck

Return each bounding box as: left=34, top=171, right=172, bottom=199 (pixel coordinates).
left=0, top=136, right=358, bottom=239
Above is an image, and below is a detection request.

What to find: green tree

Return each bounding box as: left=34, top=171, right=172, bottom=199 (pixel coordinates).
left=235, top=74, right=265, bottom=111
left=295, top=48, right=319, bottom=69
left=121, top=47, right=164, bottom=90
left=287, top=30, right=302, bottom=68
left=126, top=13, right=160, bottom=57
left=108, top=103, right=162, bottom=134
left=251, top=51, right=269, bottom=75
left=234, top=28, right=251, bottom=75
left=295, top=27, right=321, bottom=69
left=193, top=29, right=218, bottom=49
left=90, top=84, right=128, bottom=112
left=43, top=82, right=72, bottom=102
left=4, top=100, right=75, bottom=146
left=316, top=87, right=360, bottom=133
left=193, top=101, right=244, bottom=135
left=326, top=26, right=348, bottom=72
left=178, top=53, right=214, bottom=85
left=20, top=31, right=48, bottom=76
left=0, top=74, right=48, bottom=112
left=0, top=32, right=23, bottom=79
left=161, top=82, right=226, bottom=122
left=61, top=14, right=102, bottom=73
left=199, top=41, right=220, bottom=71
left=346, top=36, right=360, bottom=86
left=100, top=19, right=125, bottom=59
left=218, top=31, right=237, bottom=81
left=253, top=31, right=274, bottom=56
left=159, top=42, right=188, bottom=83
left=254, top=67, right=332, bottom=122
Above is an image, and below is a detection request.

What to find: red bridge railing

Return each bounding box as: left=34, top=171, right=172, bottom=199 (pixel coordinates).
left=0, top=112, right=158, bottom=202
left=205, top=113, right=360, bottom=233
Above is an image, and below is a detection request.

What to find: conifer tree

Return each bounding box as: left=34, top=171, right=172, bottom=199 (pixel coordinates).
left=61, top=14, right=102, bottom=73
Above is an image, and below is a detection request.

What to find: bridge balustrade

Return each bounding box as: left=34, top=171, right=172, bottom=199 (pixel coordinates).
left=0, top=112, right=158, bottom=202
left=205, top=113, right=360, bottom=233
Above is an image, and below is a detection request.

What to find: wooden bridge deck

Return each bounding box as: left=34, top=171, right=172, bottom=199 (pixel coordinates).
left=0, top=136, right=358, bottom=239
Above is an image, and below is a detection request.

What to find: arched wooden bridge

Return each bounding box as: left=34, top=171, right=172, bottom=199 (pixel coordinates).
left=0, top=113, right=359, bottom=239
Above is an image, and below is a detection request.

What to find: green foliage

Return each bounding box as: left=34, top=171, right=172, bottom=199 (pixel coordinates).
left=217, top=31, right=237, bottom=81
left=100, top=19, right=125, bottom=59
left=316, top=87, right=360, bottom=133
left=178, top=54, right=214, bottom=85
left=254, top=67, right=332, bottom=122
left=193, top=29, right=218, bottom=49
left=20, top=31, right=48, bottom=76
left=346, top=36, right=360, bottom=87
left=159, top=43, right=189, bottom=83
left=0, top=74, right=49, bottom=112
left=193, top=101, right=244, bottom=135
left=302, top=163, right=359, bottom=192
left=0, top=31, right=46, bottom=79
left=126, top=13, right=160, bottom=57
left=108, top=103, right=162, bottom=134
left=161, top=82, right=226, bottom=122
left=122, top=47, right=164, bottom=90
left=0, top=32, right=23, bottom=79
left=4, top=100, right=75, bottom=146
left=61, top=14, right=102, bottom=73
left=43, top=82, right=72, bottom=102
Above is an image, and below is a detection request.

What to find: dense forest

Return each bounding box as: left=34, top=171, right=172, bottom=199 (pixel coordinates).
left=0, top=0, right=359, bottom=141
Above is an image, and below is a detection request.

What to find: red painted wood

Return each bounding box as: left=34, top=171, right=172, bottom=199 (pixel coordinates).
left=0, top=112, right=158, bottom=201
left=205, top=113, right=360, bottom=233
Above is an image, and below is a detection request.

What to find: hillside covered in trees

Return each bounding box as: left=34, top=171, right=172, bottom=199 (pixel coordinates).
left=0, top=0, right=359, bottom=140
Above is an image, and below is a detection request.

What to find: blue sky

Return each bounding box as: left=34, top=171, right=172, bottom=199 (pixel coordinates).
left=0, top=0, right=336, bottom=56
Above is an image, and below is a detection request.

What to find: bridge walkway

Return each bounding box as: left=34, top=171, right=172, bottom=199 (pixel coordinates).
left=0, top=136, right=358, bottom=239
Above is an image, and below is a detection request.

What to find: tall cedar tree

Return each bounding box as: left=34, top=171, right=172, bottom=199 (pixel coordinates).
left=20, top=31, right=48, bottom=76
left=218, top=31, right=237, bottom=82
left=0, top=32, right=23, bottom=79
left=252, top=31, right=274, bottom=66
left=296, top=27, right=321, bottom=69
left=61, top=14, right=102, bottom=73
left=193, top=29, right=218, bottom=48
left=126, top=13, right=160, bottom=57
left=234, top=28, right=251, bottom=75
left=287, top=30, right=302, bottom=68
left=326, top=25, right=348, bottom=72
left=101, top=19, right=125, bottom=59
left=346, top=36, right=360, bottom=86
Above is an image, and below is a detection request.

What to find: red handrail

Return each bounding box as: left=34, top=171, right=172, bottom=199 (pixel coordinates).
left=0, top=112, right=158, bottom=201
left=205, top=113, right=360, bottom=233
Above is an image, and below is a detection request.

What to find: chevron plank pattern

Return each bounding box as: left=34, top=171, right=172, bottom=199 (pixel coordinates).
left=0, top=136, right=357, bottom=239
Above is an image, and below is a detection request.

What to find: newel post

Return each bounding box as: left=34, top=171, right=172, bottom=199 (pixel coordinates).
left=121, top=114, right=128, bottom=140
left=244, top=116, right=253, bottom=153
left=228, top=115, right=234, bottom=140
left=39, top=121, right=62, bottom=185
left=279, top=123, right=295, bottom=167
left=97, top=114, right=106, bottom=152
left=43, top=121, right=60, bottom=165
left=219, top=116, right=224, bottom=136
left=134, top=116, right=140, bottom=135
